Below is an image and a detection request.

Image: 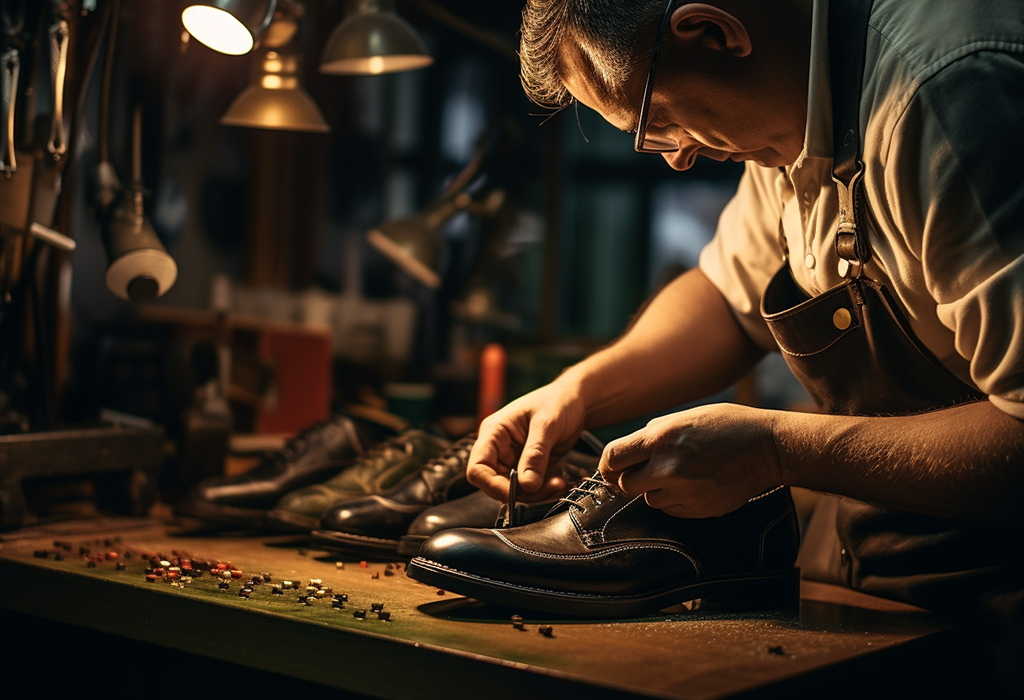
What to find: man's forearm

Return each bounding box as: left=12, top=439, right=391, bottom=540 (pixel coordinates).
left=557, top=268, right=765, bottom=429
left=773, top=400, right=1024, bottom=521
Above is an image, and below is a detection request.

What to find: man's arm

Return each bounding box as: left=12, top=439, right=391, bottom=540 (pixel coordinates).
left=598, top=399, right=1024, bottom=522
left=467, top=266, right=765, bottom=499
left=569, top=266, right=765, bottom=426
left=775, top=400, right=1024, bottom=521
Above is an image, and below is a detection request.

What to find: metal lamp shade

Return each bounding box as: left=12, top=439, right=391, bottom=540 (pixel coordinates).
left=320, top=0, right=432, bottom=75
left=103, top=189, right=178, bottom=301
left=181, top=0, right=276, bottom=55
left=220, top=50, right=330, bottom=133
left=367, top=215, right=443, bottom=289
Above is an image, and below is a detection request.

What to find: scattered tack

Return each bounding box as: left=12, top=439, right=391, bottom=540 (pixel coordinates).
left=371, top=572, right=379, bottom=580
left=370, top=603, right=384, bottom=612
left=335, top=562, right=344, bottom=570
left=353, top=610, right=366, bottom=619
left=377, top=612, right=391, bottom=622
left=539, top=626, right=554, bottom=638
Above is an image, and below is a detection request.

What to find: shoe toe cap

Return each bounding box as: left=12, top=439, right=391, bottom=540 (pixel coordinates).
left=318, top=496, right=419, bottom=539
left=274, top=486, right=338, bottom=519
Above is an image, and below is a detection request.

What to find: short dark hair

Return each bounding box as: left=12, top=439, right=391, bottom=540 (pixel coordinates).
left=520, top=0, right=665, bottom=109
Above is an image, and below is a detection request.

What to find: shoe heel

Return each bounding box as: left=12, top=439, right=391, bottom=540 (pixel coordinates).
left=704, top=569, right=800, bottom=612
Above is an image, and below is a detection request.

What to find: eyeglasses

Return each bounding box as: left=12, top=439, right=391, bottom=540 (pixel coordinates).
left=635, top=0, right=680, bottom=153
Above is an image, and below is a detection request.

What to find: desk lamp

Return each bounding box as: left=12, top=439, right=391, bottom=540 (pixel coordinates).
left=181, top=0, right=276, bottom=55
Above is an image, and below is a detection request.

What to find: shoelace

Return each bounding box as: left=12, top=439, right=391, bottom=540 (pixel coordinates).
left=420, top=434, right=476, bottom=472
left=556, top=473, right=616, bottom=512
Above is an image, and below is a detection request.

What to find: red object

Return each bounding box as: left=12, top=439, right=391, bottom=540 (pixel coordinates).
left=216, top=563, right=229, bottom=570
left=477, top=343, right=507, bottom=426
left=360, top=561, right=367, bottom=568
left=230, top=570, right=244, bottom=579
left=105, top=552, right=118, bottom=560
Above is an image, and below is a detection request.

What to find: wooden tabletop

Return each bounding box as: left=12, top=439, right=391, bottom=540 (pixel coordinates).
left=0, top=514, right=949, bottom=700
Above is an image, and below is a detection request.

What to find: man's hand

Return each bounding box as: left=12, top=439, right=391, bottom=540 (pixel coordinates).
left=466, top=383, right=587, bottom=502
left=599, top=403, right=782, bottom=518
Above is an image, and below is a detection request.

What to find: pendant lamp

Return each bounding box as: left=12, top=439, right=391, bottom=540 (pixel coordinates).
left=320, top=0, right=432, bottom=75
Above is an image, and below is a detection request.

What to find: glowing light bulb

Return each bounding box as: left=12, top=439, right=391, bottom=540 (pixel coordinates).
left=181, top=6, right=254, bottom=55
left=368, top=56, right=385, bottom=74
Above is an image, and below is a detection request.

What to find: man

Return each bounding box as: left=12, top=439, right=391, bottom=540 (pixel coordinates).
left=458, top=0, right=1024, bottom=681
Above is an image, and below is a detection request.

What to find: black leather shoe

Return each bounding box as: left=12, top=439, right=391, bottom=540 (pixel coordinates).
left=406, top=478, right=800, bottom=618
left=310, top=434, right=479, bottom=557
left=265, top=429, right=449, bottom=533
left=175, top=414, right=395, bottom=528
left=396, top=432, right=604, bottom=558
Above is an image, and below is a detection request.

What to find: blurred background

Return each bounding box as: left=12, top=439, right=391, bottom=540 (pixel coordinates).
left=0, top=0, right=808, bottom=523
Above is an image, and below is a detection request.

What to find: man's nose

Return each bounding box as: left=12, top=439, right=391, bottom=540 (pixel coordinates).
left=662, top=150, right=693, bottom=171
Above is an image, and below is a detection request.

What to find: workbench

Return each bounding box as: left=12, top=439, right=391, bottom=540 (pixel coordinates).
left=0, top=513, right=974, bottom=699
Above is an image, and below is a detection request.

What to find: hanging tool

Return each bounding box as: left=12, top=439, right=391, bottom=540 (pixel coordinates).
left=46, top=18, right=68, bottom=159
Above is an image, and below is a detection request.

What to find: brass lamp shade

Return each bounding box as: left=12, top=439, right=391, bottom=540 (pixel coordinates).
left=181, top=0, right=276, bottom=55
left=221, top=50, right=330, bottom=133
left=320, top=0, right=433, bottom=75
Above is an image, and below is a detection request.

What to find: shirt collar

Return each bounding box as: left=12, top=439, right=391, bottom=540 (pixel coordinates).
left=794, top=0, right=833, bottom=168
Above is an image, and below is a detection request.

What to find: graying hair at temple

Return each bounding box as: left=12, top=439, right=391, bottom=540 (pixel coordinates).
left=519, top=0, right=665, bottom=109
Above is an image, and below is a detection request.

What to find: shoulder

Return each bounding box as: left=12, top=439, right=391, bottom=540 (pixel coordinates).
left=863, top=0, right=1024, bottom=155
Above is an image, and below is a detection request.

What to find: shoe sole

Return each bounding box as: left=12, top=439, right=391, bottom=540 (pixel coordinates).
left=309, top=529, right=401, bottom=558
left=264, top=509, right=318, bottom=534
left=406, top=557, right=800, bottom=618
left=174, top=499, right=268, bottom=529
left=397, top=535, right=427, bottom=559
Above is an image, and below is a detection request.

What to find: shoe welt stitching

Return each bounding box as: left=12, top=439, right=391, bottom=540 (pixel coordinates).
left=492, top=530, right=701, bottom=571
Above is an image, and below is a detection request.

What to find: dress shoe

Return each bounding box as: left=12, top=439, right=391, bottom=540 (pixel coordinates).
left=396, top=431, right=605, bottom=558
left=310, top=434, right=479, bottom=557
left=264, top=429, right=450, bottom=533
left=175, top=414, right=394, bottom=528
left=406, top=477, right=800, bottom=618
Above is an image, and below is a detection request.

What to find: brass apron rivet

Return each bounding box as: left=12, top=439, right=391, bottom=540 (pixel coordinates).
left=833, top=308, right=852, bottom=330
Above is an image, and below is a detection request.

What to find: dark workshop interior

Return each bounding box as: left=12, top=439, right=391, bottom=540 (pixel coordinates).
left=0, top=1, right=1019, bottom=698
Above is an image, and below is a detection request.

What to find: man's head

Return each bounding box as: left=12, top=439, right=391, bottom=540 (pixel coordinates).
left=520, top=0, right=812, bottom=170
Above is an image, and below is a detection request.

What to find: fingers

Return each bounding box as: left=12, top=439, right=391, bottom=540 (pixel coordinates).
left=516, top=427, right=557, bottom=493
left=598, top=430, right=655, bottom=482
left=466, top=426, right=517, bottom=500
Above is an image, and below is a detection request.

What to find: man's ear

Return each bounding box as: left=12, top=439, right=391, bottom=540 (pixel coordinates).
left=669, top=3, right=752, bottom=57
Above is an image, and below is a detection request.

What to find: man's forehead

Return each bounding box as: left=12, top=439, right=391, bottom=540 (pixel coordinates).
left=557, top=39, right=638, bottom=133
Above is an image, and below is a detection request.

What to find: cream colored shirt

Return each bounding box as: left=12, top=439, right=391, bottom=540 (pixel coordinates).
left=699, top=0, right=1024, bottom=419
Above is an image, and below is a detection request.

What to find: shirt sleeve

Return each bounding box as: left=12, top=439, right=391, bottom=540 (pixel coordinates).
left=891, top=50, right=1024, bottom=419
left=698, top=162, right=786, bottom=353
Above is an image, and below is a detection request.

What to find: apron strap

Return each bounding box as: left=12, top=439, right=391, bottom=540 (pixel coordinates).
left=828, top=0, right=875, bottom=278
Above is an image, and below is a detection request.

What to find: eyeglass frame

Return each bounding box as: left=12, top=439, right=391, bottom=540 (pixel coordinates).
left=634, top=0, right=681, bottom=153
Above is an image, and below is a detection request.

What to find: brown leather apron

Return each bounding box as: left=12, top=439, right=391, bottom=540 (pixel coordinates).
left=760, top=0, right=1024, bottom=620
